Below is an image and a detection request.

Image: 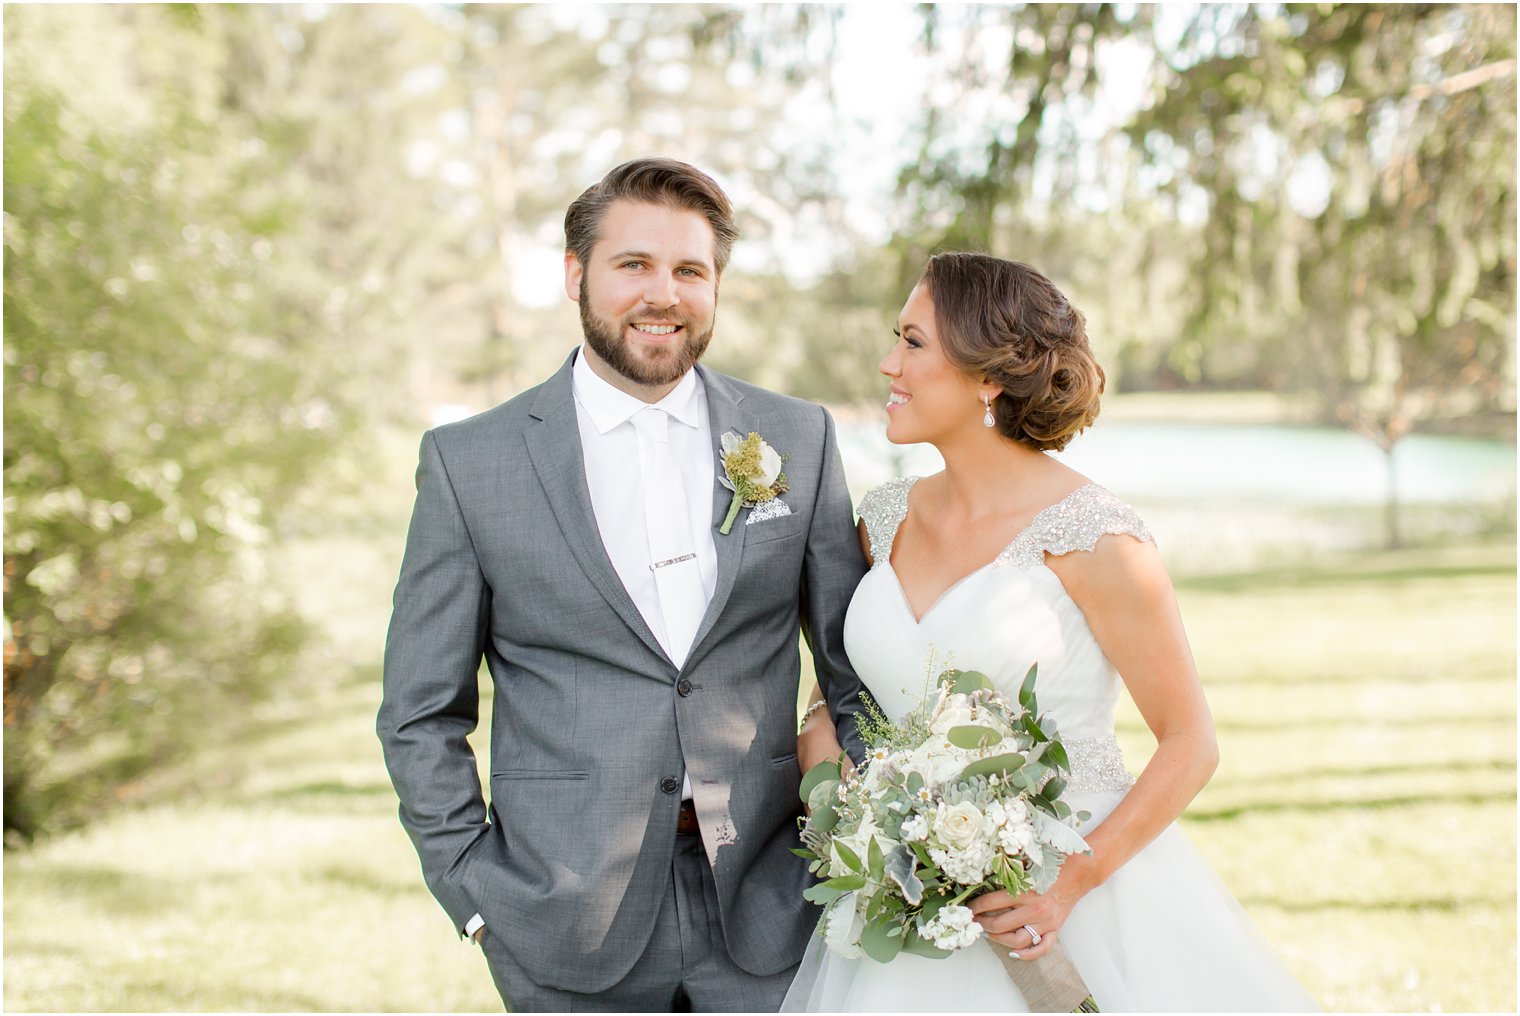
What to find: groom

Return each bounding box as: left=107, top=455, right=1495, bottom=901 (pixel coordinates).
left=378, top=158, right=868, bottom=1011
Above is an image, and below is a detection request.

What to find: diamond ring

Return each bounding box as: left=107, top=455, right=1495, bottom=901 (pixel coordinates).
left=1022, top=924, right=1042, bottom=946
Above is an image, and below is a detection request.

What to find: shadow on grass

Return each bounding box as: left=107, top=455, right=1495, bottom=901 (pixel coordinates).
left=1212, top=757, right=1517, bottom=790
left=315, top=864, right=419, bottom=898
left=15, top=865, right=179, bottom=918
left=244, top=779, right=394, bottom=802
left=1186, top=788, right=1516, bottom=821
left=1212, top=712, right=1514, bottom=733
left=1178, top=555, right=1515, bottom=595
left=1200, top=669, right=1516, bottom=689
left=1239, top=893, right=1518, bottom=913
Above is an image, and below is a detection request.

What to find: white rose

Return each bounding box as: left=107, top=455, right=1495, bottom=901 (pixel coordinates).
left=928, top=693, right=977, bottom=734
left=899, top=814, right=930, bottom=842
left=933, top=801, right=986, bottom=851
left=907, top=744, right=967, bottom=787
left=920, top=904, right=985, bottom=951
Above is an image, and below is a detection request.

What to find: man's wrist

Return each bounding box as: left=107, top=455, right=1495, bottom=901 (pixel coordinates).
left=464, top=913, right=485, bottom=942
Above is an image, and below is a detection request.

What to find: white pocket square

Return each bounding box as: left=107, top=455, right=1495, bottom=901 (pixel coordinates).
left=746, top=500, right=793, bottom=525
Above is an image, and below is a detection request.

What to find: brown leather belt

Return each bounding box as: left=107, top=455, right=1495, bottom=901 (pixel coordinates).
left=676, top=799, right=699, bottom=836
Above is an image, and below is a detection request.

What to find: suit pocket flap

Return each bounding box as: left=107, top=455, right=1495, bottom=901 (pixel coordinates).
left=492, top=769, right=590, bottom=780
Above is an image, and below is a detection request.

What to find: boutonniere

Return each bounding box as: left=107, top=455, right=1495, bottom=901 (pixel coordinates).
left=718, top=430, right=789, bottom=535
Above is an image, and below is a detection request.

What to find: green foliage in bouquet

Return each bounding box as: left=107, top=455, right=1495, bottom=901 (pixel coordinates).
left=793, top=664, right=1093, bottom=966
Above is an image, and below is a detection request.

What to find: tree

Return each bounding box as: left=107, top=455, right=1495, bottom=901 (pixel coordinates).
left=1131, top=4, right=1516, bottom=545
left=2, top=4, right=464, bottom=836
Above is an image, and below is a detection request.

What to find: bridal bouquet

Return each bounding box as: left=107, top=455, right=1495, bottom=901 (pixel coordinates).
left=795, top=664, right=1100, bottom=1012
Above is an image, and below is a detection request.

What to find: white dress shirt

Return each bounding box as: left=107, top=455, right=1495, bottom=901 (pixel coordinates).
left=570, top=347, right=719, bottom=650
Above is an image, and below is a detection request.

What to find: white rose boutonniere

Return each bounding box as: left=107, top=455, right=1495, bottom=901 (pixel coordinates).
left=718, top=430, right=788, bottom=534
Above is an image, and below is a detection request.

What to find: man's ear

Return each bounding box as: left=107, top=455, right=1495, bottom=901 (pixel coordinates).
left=564, top=252, right=583, bottom=303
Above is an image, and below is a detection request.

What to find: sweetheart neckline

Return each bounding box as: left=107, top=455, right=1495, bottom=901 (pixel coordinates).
left=884, top=480, right=1097, bottom=624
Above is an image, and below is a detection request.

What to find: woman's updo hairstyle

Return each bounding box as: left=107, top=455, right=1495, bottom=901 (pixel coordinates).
left=920, top=252, right=1104, bottom=452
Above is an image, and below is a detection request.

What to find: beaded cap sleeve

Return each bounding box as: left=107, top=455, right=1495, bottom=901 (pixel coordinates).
left=855, top=476, right=920, bottom=567
left=999, top=483, right=1153, bottom=569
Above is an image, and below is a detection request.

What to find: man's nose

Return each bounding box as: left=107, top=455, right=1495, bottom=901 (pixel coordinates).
left=643, top=271, right=679, bottom=308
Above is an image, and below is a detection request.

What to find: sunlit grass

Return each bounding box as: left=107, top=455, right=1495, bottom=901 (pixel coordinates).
left=4, top=540, right=1514, bottom=1011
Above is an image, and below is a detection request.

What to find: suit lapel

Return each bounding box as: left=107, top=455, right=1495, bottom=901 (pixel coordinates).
left=525, top=354, right=669, bottom=665
left=690, top=366, right=751, bottom=655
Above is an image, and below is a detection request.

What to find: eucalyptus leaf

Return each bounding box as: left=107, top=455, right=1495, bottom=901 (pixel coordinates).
left=901, top=925, right=953, bottom=959
left=946, top=669, right=996, bottom=695
left=799, top=758, right=842, bottom=805
left=958, top=752, right=1026, bottom=782
left=824, top=874, right=867, bottom=891
left=808, top=802, right=839, bottom=834
left=806, top=778, right=839, bottom=816
left=947, top=724, right=1004, bottom=749
left=860, top=919, right=905, bottom=963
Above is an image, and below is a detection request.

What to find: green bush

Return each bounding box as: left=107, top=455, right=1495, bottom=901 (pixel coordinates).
left=2, top=10, right=350, bottom=839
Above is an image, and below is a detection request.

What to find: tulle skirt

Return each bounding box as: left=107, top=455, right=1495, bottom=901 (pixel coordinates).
left=780, top=789, right=1318, bottom=1013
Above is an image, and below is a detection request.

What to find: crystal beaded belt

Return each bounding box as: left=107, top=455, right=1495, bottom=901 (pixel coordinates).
left=1061, top=734, right=1135, bottom=793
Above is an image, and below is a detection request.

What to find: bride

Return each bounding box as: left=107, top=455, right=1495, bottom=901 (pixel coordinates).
left=784, top=253, right=1316, bottom=1012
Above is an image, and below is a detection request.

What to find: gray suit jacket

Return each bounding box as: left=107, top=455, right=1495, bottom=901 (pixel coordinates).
left=378, top=352, right=868, bottom=993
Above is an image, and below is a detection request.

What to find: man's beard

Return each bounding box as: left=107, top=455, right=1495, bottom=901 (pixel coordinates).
left=579, top=283, right=715, bottom=387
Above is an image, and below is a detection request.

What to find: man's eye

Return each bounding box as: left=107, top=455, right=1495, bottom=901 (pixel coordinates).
left=621, top=260, right=645, bottom=270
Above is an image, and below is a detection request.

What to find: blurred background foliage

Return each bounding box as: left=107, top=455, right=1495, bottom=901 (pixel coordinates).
left=2, top=0, right=1513, bottom=892
left=3, top=4, right=1514, bottom=1011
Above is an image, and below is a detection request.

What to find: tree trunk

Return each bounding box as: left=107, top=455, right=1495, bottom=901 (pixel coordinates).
left=1382, top=440, right=1402, bottom=550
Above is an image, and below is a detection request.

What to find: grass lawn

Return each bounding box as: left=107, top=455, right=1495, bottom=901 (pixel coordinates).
left=4, top=539, right=1514, bottom=1012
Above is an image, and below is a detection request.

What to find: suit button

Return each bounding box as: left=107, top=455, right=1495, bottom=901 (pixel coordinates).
left=660, top=776, right=680, bottom=794
left=676, top=678, right=693, bottom=697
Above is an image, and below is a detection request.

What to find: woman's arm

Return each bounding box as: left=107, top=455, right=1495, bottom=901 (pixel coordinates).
left=796, top=681, right=848, bottom=777
left=972, top=532, right=1218, bottom=957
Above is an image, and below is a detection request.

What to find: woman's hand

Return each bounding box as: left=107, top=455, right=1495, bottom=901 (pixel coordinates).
left=967, top=856, right=1097, bottom=960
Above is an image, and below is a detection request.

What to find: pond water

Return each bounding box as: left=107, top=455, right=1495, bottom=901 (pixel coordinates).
left=836, top=420, right=1516, bottom=507
left=834, top=418, right=1515, bottom=571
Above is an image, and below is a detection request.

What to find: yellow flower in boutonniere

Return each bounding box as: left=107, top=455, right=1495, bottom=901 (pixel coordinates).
left=718, top=430, right=789, bottom=534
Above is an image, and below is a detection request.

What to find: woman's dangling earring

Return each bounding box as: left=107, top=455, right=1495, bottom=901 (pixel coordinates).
left=982, top=393, right=996, bottom=428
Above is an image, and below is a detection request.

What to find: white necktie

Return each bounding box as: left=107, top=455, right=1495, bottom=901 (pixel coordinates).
left=631, top=407, right=709, bottom=668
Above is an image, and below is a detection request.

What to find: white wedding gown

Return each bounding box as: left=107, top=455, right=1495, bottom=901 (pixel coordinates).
left=782, top=478, right=1317, bottom=1013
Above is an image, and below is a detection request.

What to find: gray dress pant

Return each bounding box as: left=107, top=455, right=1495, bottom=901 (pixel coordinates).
left=478, top=832, right=801, bottom=1012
